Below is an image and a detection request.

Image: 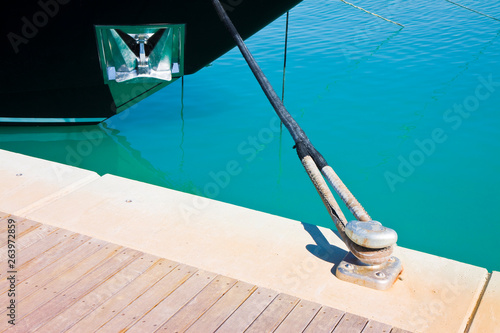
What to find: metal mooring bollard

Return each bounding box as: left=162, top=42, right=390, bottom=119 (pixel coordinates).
left=211, top=0, right=403, bottom=291
left=336, top=220, right=402, bottom=290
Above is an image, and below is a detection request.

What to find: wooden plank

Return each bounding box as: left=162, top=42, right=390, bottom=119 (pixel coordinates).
left=0, top=232, right=90, bottom=294
left=10, top=238, right=108, bottom=302
left=9, top=228, right=78, bottom=273
left=8, top=247, right=142, bottom=332
left=333, top=313, right=369, bottom=333
left=0, top=214, right=15, bottom=234
left=125, top=269, right=217, bottom=333
left=390, top=328, right=413, bottom=333
left=0, top=219, right=405, bottom=333
left=0, top=216, right=28, bottom=283
left=96, top=264, right=197, bottom=332
left=0, top=223, right=59, bottom=262
left=66, top=258, right=178, bottom=333
left=303, top=306, right=345, bottom=333
left=0, top=218, right=10, bottom=248
left=215, top=287, right=278, bottom=333
left=156, top=275, right=238, bottom=332
left=17, top=232, right=90, bottom=281
left=274, top=299, right=321, bottom=333
left=18, top=227, right=78, bottom=262
left=0, top=217, right=39, bottom=247
left=245, top=293, right=300, bottom=333
left=35, top=253, right=159, bottom=333
left=0, top=211, right=10, bottom=220
left=362, top=320, right=393, bottom=333
left=10, top=218, right=39, bottom=237
left=186, top=281, right=257, bottom=333
left=0, top=240, right=116, bottom=331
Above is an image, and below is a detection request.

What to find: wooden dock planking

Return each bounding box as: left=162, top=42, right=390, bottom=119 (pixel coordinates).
left=9, top=217, right=39, bottom=235
left=361, top=320, right=393, bottom=333
left=333, top=313, right=369, bottom=333
left=10, top=228, right=80, bottom=270
left=0, top=217, right=40, bottom=248
left=66, top=258, right=178, bottom=333
left=0, top=223, right=59, bottom=262
left=0, top=220, right=412, bottom=333
left=214, top=287, right=279, bottom=333
left=13, top=238, right=109, bottom=304
left=389, top=328, right=413, bottom=333
left=6, top=247, right=141, bottom=332
left=0, top=215, right=13, bottom=235
left=245, top=293, right=300, bottom=333
left=0, top=241, right=117, bottom=331
left=302, top=305, right=345, bottom=332
left=35, top=253, right=160, bottom=333
left=18, top=233, right=91, bottom=281
left=0, top=232, right=90, bottom=295
left=185, top=281, right=257, bottom=333
left=155, top=275, right=238, bottom=332
left=125, top=269, right=218, bottom=332
left=96, top=264, right=198, bottom=332
left=274, top=299, right=322, bottom=333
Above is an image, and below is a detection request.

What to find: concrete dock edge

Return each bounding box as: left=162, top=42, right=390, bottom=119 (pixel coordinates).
left=468, top=271, right=500, bottom=333
left=0, top=149, right=495, bottom=332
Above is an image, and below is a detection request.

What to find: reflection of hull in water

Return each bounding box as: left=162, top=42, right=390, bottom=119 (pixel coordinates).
left=1, top=0, right=302, bottom=125
left=0, top=124, right=173, bottom=187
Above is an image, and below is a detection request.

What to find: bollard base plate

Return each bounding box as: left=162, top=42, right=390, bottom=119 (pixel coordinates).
left=336, top=252, right=402, bottom=290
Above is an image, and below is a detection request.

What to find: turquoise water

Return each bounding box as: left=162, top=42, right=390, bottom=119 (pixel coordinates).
left=1, top=0, right=499, bottom=271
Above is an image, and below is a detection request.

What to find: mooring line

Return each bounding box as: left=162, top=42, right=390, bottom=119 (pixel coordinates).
left=179, top=76, right=186, bottom=172
left=211, top=0, right=394, bottom=265
left=422, top=28, right=500, bottom=115
left=282, top=11, right=290, bottom=103
left=445, top=0, right=500, bottom=22
left=278, top=11, right=290, bottom=186
left=339, top=0, right=404, bottom=27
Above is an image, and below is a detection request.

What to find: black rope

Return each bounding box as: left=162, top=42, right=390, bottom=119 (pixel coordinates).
left=278, top=11, right=290, bottom=185
left=212, top=1, right=396, bottom=263
left=211, top=0, right=327, bottom=169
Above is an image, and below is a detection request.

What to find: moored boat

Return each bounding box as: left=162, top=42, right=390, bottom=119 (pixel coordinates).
left=1, top=0, right=301, bottom=125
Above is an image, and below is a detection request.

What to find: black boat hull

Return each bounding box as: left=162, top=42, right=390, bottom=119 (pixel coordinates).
left=1, top=0, right=301, bottom=125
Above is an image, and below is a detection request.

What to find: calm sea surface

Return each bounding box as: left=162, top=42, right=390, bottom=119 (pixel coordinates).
left=1, top=0, right=499, bottom=271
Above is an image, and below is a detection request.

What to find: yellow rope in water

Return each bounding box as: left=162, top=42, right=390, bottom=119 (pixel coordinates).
left=281, top=11, right=289, bottom=103
left=445, top=0, right=500, bottom=22
left=338, top=0, right=404, bottom=27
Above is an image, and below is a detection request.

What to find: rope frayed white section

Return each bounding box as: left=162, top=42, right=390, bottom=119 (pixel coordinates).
left=321, top=166, right=371, bottom=222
